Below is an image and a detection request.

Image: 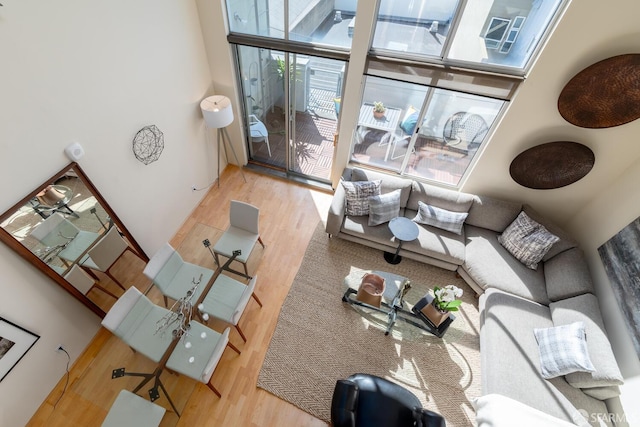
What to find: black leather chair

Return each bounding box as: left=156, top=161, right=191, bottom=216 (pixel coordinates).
left=331, top=373, right=446, bottom=427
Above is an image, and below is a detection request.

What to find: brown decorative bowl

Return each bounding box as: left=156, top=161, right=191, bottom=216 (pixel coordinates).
left=509, top=141, right=595, bottom=189
left=558, top=54, right=640, bottom=128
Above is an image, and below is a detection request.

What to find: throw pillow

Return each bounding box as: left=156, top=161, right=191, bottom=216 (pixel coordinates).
left=342, top=180, right=381, bottom=216
left=533, top=321, right=595, bottom=379
left=412, top=201, right=468, bottom=235
left=498, top=211, right=559, bottom=269
left=400, top=106, right=419, bottom=135
left=549, top=294, right=624, bottom=389
left=368, top=189, right=401, bottom=226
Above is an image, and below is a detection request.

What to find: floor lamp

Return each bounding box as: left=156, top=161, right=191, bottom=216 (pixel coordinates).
left=200, top=95, right=247, bottom=187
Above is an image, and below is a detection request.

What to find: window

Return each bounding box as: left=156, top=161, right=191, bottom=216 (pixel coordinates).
left=484, top=17, right=511, bottom=50
left=372, top=0, right=564, bottom=74
left=351, top=76, right=504, bottom=187
left=227, top=0, right=355, bottom=49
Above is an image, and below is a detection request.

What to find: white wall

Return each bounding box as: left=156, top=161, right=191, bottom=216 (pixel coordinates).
left=0, top=1, right=214, bottom=425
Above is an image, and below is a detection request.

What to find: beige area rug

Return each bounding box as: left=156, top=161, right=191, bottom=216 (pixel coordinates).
left=258, top=223, right=481, bottom=426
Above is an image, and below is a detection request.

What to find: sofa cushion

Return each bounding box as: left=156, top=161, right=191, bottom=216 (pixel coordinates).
left=342, top=180, right=381, bottom=216
left=466, top=195, right=522, bottom=233
left=406, top=181, right=474, bottom=213
left=550, top=294, right=624, bottom=389
left=402, top=211, right=466, bottom=266
left=412, top=201, right=468, bottom=235
left=342, top=215, right=395, bottom=248
left=479, top=289, right=612, bottom=426
left=523, top=205, right=578, bottom=261
left=545, top=248, right=595, bottom=301
left=533, top=322, right=595, bottom=379
left=368, top=189, right=401, bottom=226
left=581, top=385, right=621, bottom=400
left=473, top=394, right=585, bottom=427
left=351, top=167, right=413, bottom=208
left=463, top=225, right=548, bottom=304
left=498, top=211, right=559, bottom=269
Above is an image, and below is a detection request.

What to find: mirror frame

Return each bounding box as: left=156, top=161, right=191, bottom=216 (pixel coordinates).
left=0, top=162, right=149, bottom=318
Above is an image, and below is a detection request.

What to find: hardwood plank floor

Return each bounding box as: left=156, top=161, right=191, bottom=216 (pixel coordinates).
left=27, top=166, right=333, bottom=427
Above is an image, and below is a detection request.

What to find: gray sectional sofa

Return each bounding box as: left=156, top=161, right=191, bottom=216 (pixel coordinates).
left=326, top=167, right=626, bottom=426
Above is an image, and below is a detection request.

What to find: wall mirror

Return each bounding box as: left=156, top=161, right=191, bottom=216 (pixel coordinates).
left=0, top=162, right=148, bottom=318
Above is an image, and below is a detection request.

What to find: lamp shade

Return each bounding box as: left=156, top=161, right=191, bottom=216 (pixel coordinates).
left=200, top=95, right=234, bottom=128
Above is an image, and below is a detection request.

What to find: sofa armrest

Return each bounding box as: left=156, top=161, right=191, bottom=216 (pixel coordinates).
left=331, top=379, right=358, bottom=427
left=326, top=182, right=346, bottom=236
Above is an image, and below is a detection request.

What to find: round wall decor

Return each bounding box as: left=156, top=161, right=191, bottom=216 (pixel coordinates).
left=132, top=125, right=164, bottom=165
left=509, top=141, right=595, bottom=189
left=558, top=54, right=640, bottom=128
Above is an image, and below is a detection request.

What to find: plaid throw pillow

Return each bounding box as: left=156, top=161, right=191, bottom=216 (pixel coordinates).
left=412, top=201, right=468, bottom=235
left=342, top=180, right=381, bottom=216
left=498, top=211, right=559, bottom=269
left=368, top=189, right=401, bottom=226
left=534, top=322, right=595, bottom=379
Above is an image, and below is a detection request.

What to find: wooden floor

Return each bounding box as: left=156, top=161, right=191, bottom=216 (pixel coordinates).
left=27, top=166, right=333, bottom=427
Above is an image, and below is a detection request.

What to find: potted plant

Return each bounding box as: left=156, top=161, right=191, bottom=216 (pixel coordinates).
left=373, top=101, right=386, bottom=119
left=420, top=284, right=463, bottom=327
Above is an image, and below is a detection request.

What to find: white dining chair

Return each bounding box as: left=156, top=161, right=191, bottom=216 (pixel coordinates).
left=199, top=274, right=262, bottom=342
left=64, top=264, right=119, bottom=300
left=213, top=201, right=265, bottom=275
left=249, top=114, right=271, bottom=157
left=80, top=227, right=146, bottom=291
left=143, top=243, right=214, bottom=307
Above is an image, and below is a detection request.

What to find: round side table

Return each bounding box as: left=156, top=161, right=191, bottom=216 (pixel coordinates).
left=384, top=217, right=419, bottom=264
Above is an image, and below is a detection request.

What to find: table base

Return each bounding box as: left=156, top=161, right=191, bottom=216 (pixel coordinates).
left=383, top=251, right=402, bottom=264
left=342, top=288, right=451, bottom=337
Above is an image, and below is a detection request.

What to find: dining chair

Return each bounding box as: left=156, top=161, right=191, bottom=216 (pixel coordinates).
left=199, top=274, right=262, bottom=342
left=143, top=243, right=214, bottom=307
left=64, top=264, right=119, bottom=300
left=248, top=114, right=271, bottom=157
left=80, top=227, right=146, bottom=291
left=30, top=212, right=100, bottom=266
left=213, top=201, right=265, bottom=275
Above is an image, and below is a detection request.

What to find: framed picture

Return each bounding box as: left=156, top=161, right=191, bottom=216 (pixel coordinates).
left=0, top=317, right=40, bottom=382
left=598, top=216, right=640, bottom=359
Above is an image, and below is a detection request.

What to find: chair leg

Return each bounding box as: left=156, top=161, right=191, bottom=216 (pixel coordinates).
left=213, top=252, right=220, bottom=267
left=235, top=324, right=247, bottom=342
left=81, top=266, right=100, bottom=281
left=163, top=295, right=168, bottom=307
left=227, top=341, right=241, bottom=355
left=251, top=292, right=263, bottom=308
left=92, top=284, right=119, bottom=300
left=126, top=246, right=146, bottom=263
left=258, top=236, right=265, bottom=248
left=207, top=381, right=222, bottom=398
left=106, top=270, right=126, bottom=291
left=242, top=263, right=248, bottom=276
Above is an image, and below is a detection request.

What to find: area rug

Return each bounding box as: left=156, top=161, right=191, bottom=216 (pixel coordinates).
left=257, top=223, right=481, bottom=425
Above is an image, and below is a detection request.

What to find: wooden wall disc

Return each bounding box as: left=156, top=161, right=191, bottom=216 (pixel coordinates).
left=510, top=141, right=595, bottom=189
left=558, top=54, right=640, bottom=128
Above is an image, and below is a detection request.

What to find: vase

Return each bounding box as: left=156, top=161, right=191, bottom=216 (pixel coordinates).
left=420, top=300, right=450, bottom=327
left=373, top=110, right=385, bottom=120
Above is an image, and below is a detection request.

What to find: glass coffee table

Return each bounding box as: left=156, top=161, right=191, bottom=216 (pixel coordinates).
left=342, top=270, right=453, bottom=337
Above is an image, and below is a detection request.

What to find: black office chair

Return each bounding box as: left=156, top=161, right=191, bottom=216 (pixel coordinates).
left=331, top=373, right=446, bottom=427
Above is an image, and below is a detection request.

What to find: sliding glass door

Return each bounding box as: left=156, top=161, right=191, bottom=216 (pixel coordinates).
left=236, top=45, right=345, bottom=183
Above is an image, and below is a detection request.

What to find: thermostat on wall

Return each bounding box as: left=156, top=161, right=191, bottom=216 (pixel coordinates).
left=64, top=142, right=85, bottom=161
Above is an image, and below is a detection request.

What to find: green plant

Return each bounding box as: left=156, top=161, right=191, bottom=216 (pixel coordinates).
left=373, top=101, right=386, bottom=113
left=432, top=285, right=463, bottom=312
